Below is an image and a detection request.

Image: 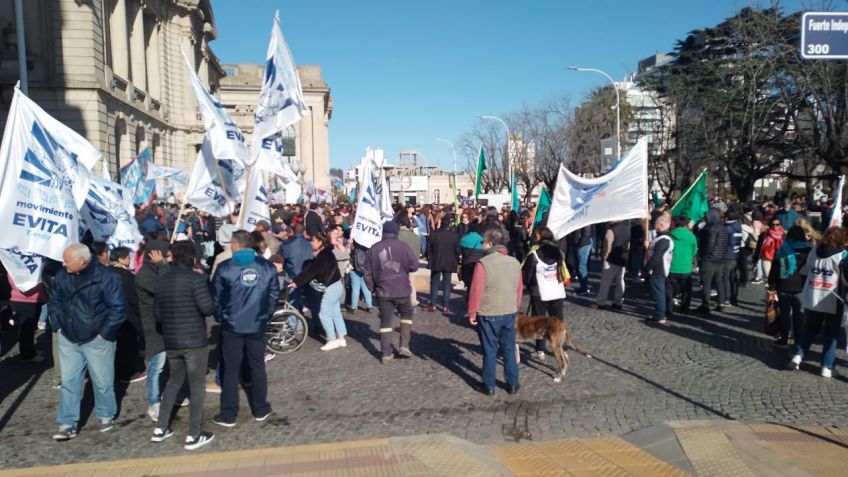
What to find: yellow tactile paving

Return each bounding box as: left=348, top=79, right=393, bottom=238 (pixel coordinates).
left=674, top=425, right=754, bottom=477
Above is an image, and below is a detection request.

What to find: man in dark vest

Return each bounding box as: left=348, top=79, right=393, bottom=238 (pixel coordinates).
left=467, top=226, right=523, bottom=396
left=592, top=220, right=631, bottom=310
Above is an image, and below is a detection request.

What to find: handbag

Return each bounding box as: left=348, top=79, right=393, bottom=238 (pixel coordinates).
left=764, top=292, right=780, bottom=337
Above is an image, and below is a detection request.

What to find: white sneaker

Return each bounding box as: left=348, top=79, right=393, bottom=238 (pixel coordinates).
left=338, top=337, right=347, bottom=348
left=821, top=367, right=833, bottom=378
left=320, top=339, right=342, bottom=351
left=180, top=398, right=190, bottom=407
left=532, top=351, right=545, bottom=361
left=147, top=403, right=160, bottom=422
left=788, top=355, right=802, bottom=371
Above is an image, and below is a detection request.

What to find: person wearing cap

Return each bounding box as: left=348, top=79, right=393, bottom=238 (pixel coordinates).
left=135, top=240, right=171, bottom=422
left=364, top=221, right=420, bottom=363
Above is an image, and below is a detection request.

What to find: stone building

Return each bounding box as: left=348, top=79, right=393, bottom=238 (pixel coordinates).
left=217, top=63, right=333, bottom=190
left=0, top=0, right=224, bottom=179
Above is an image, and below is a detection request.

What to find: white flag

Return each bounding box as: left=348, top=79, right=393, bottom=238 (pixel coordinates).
left=237, top=167, right=271, bottom=232
left=0, top=87, right=99, bottom=260
left=0, top=248, right=45, bottom=292
left=80, top=173, right=143, bottom=251
left=351, top=158, right=392, bottom=247
left=255, top=134, right=298, bottom=183
left=547, top=137, right=649, bottom=240
left=184, top=139, right=245, bottom=217
left=829, top=175, right=844, bottom=229
left=146, top=162, right=188, bottom=185
left=181, top=47, right=249, bottom=165
left=249, top=12, right=309, bottom=167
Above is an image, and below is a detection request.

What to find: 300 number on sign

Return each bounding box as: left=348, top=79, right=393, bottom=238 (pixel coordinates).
left=807, top=44, right=831, bottom=55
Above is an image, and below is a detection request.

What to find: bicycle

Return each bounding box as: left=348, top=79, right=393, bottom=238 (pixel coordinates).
left=265, top=288, right=309, bottom=354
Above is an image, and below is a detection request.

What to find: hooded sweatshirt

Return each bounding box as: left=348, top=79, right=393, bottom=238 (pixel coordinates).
left=669, top=227, right=698, bottom=274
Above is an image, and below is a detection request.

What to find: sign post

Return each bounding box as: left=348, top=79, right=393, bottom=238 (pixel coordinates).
left=801, top=12, right=848, bottom=59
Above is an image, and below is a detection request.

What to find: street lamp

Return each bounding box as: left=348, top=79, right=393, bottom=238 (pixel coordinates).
left=479, top=115, right=511, bottom=191
left=434, top=138, right=456, bottom=176
left=568, top=66, right=620, bottom=161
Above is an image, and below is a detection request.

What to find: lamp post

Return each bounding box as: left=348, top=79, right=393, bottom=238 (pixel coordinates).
left=479, top=115, right=511, bottom=192
left=568, top=66, right=620, bottom=160
left=434, top=138, right=456, bottom=176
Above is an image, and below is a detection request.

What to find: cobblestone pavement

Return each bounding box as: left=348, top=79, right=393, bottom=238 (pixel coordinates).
left=2, top=270, right=848, bottom=469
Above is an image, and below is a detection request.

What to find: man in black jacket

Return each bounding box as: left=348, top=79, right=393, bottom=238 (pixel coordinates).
left=426, top=219, right=460, bottom=314
left=152, top=241, right=216, bottom=450
left=135, top=240, right=170, bottom=422
left=696, top=208, right=729, bottom=313
left=592, top=221, right=631, bottom=310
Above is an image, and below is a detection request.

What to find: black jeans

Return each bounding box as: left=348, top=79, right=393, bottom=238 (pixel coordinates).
left=700, top=260, right=724, bottom=307
left=158, top=347, right=208, bottom=437
left=9, top=302, right=41, bottom=359
left=429, top=271, right=452, bottom=309
left=721, top=259, right=739, bottom=305
left=377, top=296, right=413, bottom=358
left=777, top=292, right=804, bottom=343
left=114, top=320, right=140, bottom=382
left=669, top=273, right=692, bottom=312
left=530, top=296, right=564, bottom=352
left=219, top=330, right=270, bottom=421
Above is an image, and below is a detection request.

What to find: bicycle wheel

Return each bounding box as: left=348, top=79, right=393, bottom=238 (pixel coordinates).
left=265, top=308, right=308, bottom=354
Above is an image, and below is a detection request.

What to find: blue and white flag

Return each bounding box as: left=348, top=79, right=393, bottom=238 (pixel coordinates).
left=547, top=137, right=649, bottom=240
left=254, top=134, right=299, bottom=182
left=184, top=139, right=245, bottom=217
left=182, top=47, right=249, bottom=166
left=0, top=87, right=99, bottom=260
left=119, top=148, right=156, bottom=205
left=351, top=157, right=393, bottom=247
left=250, top=12, right=309, bottom=168
left=146, top=162, right=188, bottom=185
left=81, top=173, right=143, bottom=251
left=0, top=248, right=45, bottom=292
left=829, top=175, right=845, bottom=229
left=237, top=167, right=271, bottom=232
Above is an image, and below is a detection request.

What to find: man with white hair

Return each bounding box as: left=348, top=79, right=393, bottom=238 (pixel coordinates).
left=49, top=243, right=127, bottom=441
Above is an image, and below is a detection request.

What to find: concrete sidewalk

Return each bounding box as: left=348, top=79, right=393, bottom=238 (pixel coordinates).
left=2, top=420, right=847, bottom=476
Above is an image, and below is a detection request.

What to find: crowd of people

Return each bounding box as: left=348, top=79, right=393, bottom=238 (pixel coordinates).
left=2, top=192, right=846, bottom=448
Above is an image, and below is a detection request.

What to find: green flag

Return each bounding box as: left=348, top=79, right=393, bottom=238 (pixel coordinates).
left=474, top=146, right=487, bottom=200
left=511, top=174, right=519, bottom=211
left=533, top=185, right=551, bottom=228
left=670, top=170, right=708, bottom=223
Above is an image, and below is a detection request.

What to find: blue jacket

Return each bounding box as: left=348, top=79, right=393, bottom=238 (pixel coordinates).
left=279, top=236, right=313, bottom=279
left=724, top=220, right=743, bottom=260
left=139, top=214, right=165, bottom=236
left=48, top=260, right=127, bottom=344
left=211, top=250, right=280, bottom=334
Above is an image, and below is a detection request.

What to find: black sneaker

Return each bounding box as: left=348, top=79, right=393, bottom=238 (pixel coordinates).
left=151, top=427, right=173, bottom=443
left=254, top=411, right=272, bottom=422
left=52, top=426, right=77, bottom=441
left=185, top=431, right=215, bottom=450
left=211, top=415, right=236, bottom=428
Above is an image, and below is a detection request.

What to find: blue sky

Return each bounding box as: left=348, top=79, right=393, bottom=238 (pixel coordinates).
left=212, top=0, right=807, bottom=172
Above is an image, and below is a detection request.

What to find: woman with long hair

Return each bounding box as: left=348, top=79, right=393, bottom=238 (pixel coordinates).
left=290, top=232, right=347, bottom=351
left=521, top=226, right=567, bottom=359
left=788, top=226, right=848, bottom=377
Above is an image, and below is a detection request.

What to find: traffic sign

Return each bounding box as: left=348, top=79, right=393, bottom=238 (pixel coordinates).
left=801, top=12, right=848, bottom=59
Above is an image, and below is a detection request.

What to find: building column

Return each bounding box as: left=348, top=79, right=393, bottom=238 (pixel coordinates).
left=146, top=19, right=161, bottom=99
left=109, top=0, right=129, bottom=79
left=198, top=41, right=210, bottom=88
left=183, top=36, right=198, bottom=124
left=129, top=0, right=146, bottom=91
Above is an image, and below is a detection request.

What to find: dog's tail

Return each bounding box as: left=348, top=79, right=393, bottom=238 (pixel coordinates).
left=564, top=331, right=592, bottom=358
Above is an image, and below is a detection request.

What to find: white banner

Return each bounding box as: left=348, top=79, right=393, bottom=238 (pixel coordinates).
left=249, top=12, right=309, bottom=168
left=0, top=248, right=45, bottom=292
left=184, top=139, right=245, bottom=217
left=237, top=167, right=271, bottom=232
left=0, top=87, right=99, bottom=260
left=80, top=173, right=143, bottom=251
left=146, top=162, right=188, bottom=185
left=351, top=158, right=393, bottom=247
left=181, top=47, right=249, bottom=165
left=285, top=181, right=302, bottom=204
left=547, top=137, right=649, bottom=240
left=255, top=135, right=298, bottom=183
left=830, top=175, right=844, bottom=228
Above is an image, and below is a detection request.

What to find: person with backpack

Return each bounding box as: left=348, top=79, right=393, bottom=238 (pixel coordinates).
left=767, top=225, right=811, bottom=346
left=521, top=227, right=567, bottom=359
left=722, top=210, right=744, bottom=307
left=347, top=241, right=373, bottom=313
left=645, top=214, right=674, bottom=324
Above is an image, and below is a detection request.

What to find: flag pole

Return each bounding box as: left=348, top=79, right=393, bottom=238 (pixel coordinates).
left=669, top=168, right=707, bottom=212
left=238, top=164, right=253, bottom=229
left=170, top=200, right=188, bottom=244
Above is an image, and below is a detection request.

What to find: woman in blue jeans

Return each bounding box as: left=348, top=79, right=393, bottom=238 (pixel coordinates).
left=788, top=226, right=847, bottom=378
left=290, top=232, right=347, bottom=351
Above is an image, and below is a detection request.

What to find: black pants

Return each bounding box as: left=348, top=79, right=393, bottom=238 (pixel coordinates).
left=377, top=296, right=413, bottom=358
left=737, top=249, right=752, bottom=284
left=114, top=320, right=140, bottom=381
left=9, top=302, right=41, bottom=359
left=159, top=347, right=208, bottom=437
left=777, top=292, right=804, bottom=343
left=669, top=273, right=692, bottom=312
left=700, top=260, right=724, bottom=307
left=721, top=259, right=739, bottom=305
left=219, top=330, right=270, bottom=421
left=530, top=296, right=564, bottom=352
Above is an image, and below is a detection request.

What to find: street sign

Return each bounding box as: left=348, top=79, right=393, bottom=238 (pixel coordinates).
left=801, top=12, right=848, bottom=59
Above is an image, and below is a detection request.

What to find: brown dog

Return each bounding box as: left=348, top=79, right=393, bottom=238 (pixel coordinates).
left=515, top=315, right=591, bottom=382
